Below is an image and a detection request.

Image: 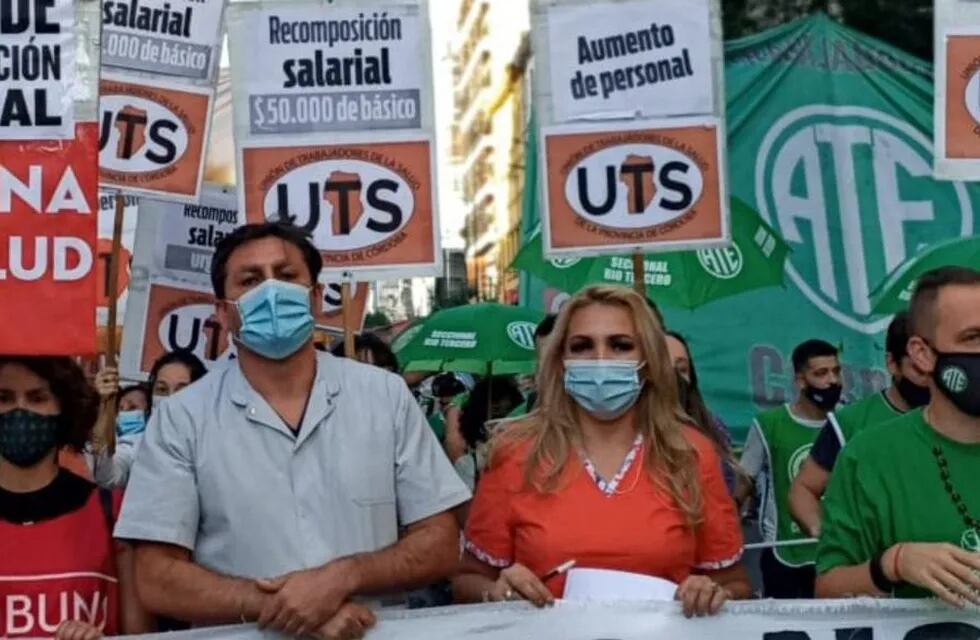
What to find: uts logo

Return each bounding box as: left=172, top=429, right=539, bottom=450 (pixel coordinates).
left=265, top=160, right=414, bottom=252
left=507, top=322, right=538, bottom=351
left=99, top=95, right=189, bottom=172
left=157, top=304, right=229, bottom=364
left=565, top=143, right=704, bottom=229
left=756, top=106, right=973, bottom=333
left=966, top=71, right=980, bottom=127
left=697, top=244, right=743, bottom=280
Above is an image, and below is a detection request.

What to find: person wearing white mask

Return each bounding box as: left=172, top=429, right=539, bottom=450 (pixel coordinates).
left=452, top=286, right=749, bottom=618
left=115, top=222, right=470, bottom=640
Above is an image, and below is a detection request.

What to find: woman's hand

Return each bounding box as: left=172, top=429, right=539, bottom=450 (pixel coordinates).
left=94, top=367, right=120, bottom=399
left=487, top=563, right=554, bottom=608
left=55, top=621, right=102, bottom=640
left=676, top=575, right=730, bottom=618
left=890, top=543, right=980, bottom=607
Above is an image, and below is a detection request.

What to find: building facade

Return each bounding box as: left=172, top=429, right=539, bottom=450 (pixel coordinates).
left=451, top=0, right=531, bottom=303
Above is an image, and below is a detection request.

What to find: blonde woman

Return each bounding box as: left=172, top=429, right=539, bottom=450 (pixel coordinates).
left=453, top=286, right=750, bottom=617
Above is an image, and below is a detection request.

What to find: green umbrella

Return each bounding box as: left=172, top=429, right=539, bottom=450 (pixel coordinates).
left=512, top=198, right=791, bottom=309
left=393, top=304, right=545, bottom=375
left=870, top=236, right=980, bottom=315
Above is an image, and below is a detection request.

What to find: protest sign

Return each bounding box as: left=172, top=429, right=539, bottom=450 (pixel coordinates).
left=0, top=0, right=102, bottom=355
left=544, top=0, right=714, bottom=122
left=531, top=0, right=728, bottom=259
left=541, top=117, right=726, bottom=257
left=240, top=135, right=438, bottom=275
left=228, top=0, right=441, bottom=279
left=98, top=75, right=213, bottom=201
left=934, top=2, right=980, bottom=179
left=101, top=0, right=226, bottom=82
left=113, top=600, right=980, bottom=640
left=96, top=192, right=139, bottom=326
left=0, top=0, right=76, bottom=140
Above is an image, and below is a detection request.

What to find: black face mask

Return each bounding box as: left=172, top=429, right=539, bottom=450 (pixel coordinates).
left=894, top=376, right=931, bottom=409
left=933, top=351, right=980, bottom=417
left=804, top=383, right=843, bottom=412
left=0, top=408, right=60, bottom=468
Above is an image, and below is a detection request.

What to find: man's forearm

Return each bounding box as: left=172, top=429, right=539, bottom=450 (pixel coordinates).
left=135, top=546, right=265, bottom=625
left=340, top=512, right=461, bottom=596
left=815, top=548, right=898, bottom=599
left=789, top=483, right=823, bottom=537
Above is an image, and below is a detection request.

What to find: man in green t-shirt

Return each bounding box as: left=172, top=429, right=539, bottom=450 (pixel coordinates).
left=739, top=339, right=843, bottom=598
left=789, top=312, right=932, bottom=538
left=816, top=267, right=980, bottom=606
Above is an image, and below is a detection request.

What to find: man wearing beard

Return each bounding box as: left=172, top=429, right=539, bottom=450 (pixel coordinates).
left=789, top=312, right=931, bottom=539
left=816, top=267, right=980, bottom=606
left=739, top=339, right=842, bottom=599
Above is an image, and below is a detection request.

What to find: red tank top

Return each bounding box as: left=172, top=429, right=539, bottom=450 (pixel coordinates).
left=0, top=490, right=120, bottom=638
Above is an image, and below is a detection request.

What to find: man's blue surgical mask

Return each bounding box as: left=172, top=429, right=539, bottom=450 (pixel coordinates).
left=116, top=410, right=147, bottom=437
left=234, top=279, right=314, bottom=360
left=563, top=360, right=644, bottom=421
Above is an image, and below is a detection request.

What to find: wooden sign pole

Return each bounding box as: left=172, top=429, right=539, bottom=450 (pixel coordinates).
left=98, top=194, right=126, bottom=455
left=632, top=253, right=646, bottom=296
left=342, top=274, right=356, bottom=358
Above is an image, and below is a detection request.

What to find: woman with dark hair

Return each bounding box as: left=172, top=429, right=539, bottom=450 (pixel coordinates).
left=89, top=351, right=207, bottom=489
left=666, top=332, right=739, bottom=496
left=454, top=377, right=524, bottom=491
left=330, top=332, right=400, bottom=373
left=0, top=356, right=151, bottom=639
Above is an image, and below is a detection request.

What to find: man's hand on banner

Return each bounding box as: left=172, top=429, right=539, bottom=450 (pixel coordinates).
left=488, top=563, right=555, bottom=607
left=318, top=602, right=377, bottom=640
left=94, top=366, right=121, bottom=398
left=887, top=543, right=980, bottom=607
left=54, top=621, right=102, bottom=640
left=675, top=575, right=730, bottom=618
left=255, top=562, right=356, bottom=636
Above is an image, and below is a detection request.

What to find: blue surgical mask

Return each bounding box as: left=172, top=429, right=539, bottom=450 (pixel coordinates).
left=233, top=279, right=315, bottom=360
left=116, top=410, right=146, bottom=437
left=563, top=360, right=644, bottom=421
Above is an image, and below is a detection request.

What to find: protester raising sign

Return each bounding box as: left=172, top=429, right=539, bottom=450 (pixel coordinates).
left=119, top=185, right=369, bottom=379
left=0, top=0, right=102, bottom=355
left=0, top=0, right=77, bottom=139
left=531, top=0, right=728, bottom=259
left=97, top=0, right=226, bottom=202
left=228, top=0, right=442, bottom=280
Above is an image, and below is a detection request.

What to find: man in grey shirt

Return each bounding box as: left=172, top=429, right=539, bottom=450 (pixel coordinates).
left=115, top=222, right=471, bottom=639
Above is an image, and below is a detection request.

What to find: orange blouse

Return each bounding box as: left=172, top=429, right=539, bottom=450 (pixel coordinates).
left=464, top=427, right=743, bottom=597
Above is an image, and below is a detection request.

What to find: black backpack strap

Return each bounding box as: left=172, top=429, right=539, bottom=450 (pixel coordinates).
left=98, top=488, right=116, bottom=533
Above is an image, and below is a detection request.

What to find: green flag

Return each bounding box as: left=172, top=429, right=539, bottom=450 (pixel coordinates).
left=870, top=237, right=980, bottom=314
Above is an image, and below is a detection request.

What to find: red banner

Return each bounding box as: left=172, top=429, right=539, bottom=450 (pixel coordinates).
left=0, top=124, right=100, bottom=355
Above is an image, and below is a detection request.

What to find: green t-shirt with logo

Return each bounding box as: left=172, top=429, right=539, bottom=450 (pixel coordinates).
left=755, top=405, right=824, bottom=567
left=828, top=391, right=903, bottom=447
left=817, top=410, right=980, bottom=598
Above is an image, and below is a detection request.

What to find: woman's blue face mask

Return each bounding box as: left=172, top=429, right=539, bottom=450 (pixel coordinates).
left=563, top=360, right=645, bottom=421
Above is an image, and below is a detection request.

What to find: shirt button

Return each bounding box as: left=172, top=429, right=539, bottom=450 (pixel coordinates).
left=249, top=408, right=256, bottom=416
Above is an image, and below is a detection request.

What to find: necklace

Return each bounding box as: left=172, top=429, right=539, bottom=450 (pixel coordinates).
left=931, top=444, right=980, bottom=531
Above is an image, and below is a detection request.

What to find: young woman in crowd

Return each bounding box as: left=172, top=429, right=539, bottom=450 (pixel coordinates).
left=454, top=376, right=524, bottom=491
left=453, top=286, right=749, bottom=617
left=0, top=356, right=151, bottom=639
left=88, top=351, right=206, bottom=489
left=667, top=332, right=739, bottom=495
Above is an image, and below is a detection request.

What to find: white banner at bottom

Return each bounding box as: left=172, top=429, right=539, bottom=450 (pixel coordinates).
left=116, top=600, right=980, bottom=640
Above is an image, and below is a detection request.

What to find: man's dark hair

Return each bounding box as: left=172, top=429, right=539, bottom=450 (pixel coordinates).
left=908, top=267, right=980, bottom=339
left=0, top=356, right=98, bottom=452
left=211, top=222, right=323, bottom=299
left=431, top=372, right=466, bottom=399
left=117, top=384, right=150, bottom=410
left=331, top=333, right=399, bottom=372
left=885, top=311, right=912, bottom=363
left=460, top=376, right=524, bottom=449
left=535, top=314, right=558, bottom=340
left=792, top=339, right=839, bottom=374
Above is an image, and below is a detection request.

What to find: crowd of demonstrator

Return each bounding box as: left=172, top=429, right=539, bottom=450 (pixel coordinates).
left=1, top=221, right=978, bottom=640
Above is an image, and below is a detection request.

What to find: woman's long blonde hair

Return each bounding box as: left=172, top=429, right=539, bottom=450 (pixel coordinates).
left=498, top=285, right=704, bottom=526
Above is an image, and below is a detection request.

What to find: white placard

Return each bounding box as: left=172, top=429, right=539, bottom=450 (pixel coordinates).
left=101, top=0, right=227, bottom=81
left=546, top=0, right=713, bottom=122
left=231, top=1, right=426, bottom=137
left=0, top=0, right=76, bottom=139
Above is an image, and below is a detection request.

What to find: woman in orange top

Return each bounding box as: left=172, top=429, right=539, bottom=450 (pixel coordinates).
left=454, top=286, right=750, bottom=617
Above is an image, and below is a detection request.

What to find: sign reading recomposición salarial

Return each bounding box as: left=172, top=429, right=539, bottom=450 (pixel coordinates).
left=235, top=5, right=424, bottom=135
left=546, top=0, right=714, bottom=122
left=228, top=0, right=441, bottom=281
